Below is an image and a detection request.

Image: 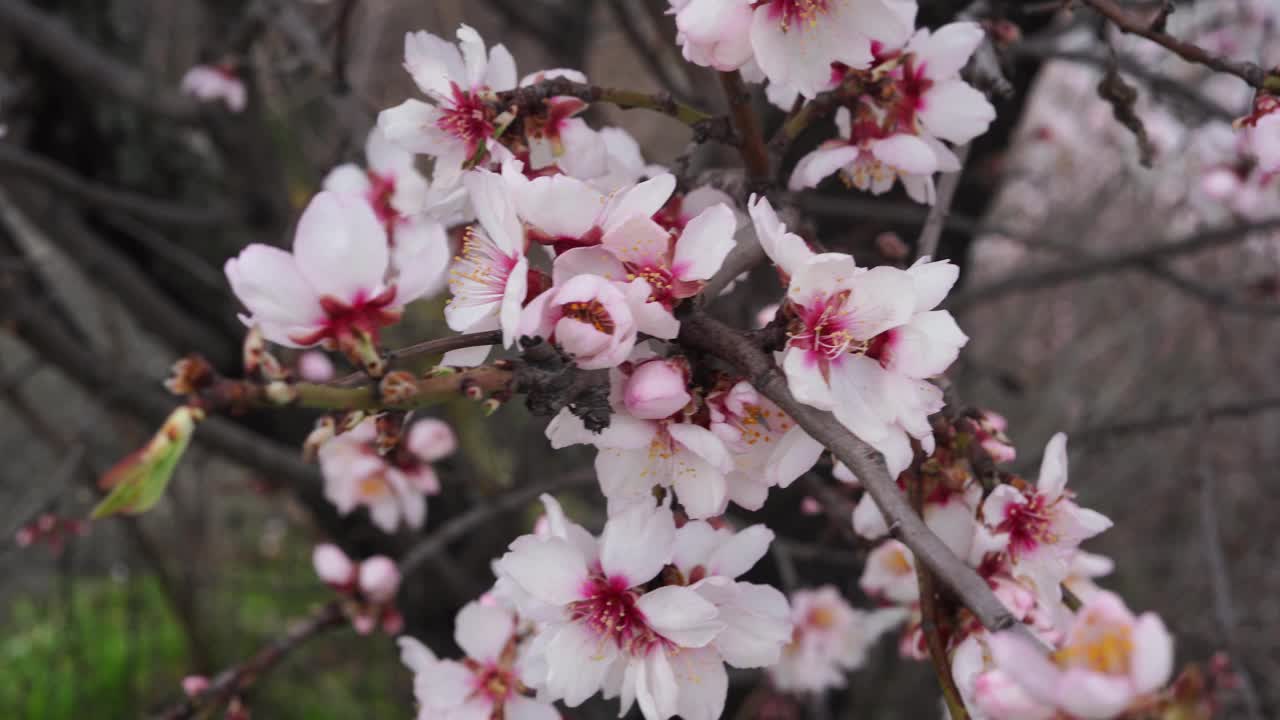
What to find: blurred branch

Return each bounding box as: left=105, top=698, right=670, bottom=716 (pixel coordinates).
left=398, top=469, right=595, bottom=576
left=677, top=310, right=1042, bottom=643
left=949, top=218, right=1280, bottom=310
left=910, top=471, right=969, bottom=720
left=0, top=0, right=203, bottom=121
left=157, top=601, right=345, bottom=720
left=606, top=0, right=695, bottom=104
left=916, top=144, right=971, bottom=259
left=333, top=330, right=504, bottom=387
left=1081, top=0, right=1280, bottom=92
left=0, top=145, right=231, bottom=228
left=1070, top=396, right=1280, bottom=444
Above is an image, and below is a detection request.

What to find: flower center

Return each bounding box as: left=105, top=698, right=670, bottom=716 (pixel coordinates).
left=807, top=606, right=837, bottom=629
left=562, top=300, right=616, bottom=334
left=1053, top=627, right=1134, bottom=675
left=366, top=171, right=400, bottom=236
left=290, top=289, right=400, bottom=347
left=568, top=575, right=664, bottom=656
left=886, top=546, right=914, bottom=575
left=449, top=227, right=518, bottom=305
left=758, top=0, right=831, bottom=32
left=789, top=291, right=859, bottom=359
left=358, top=474, right=389, bottom=499
left=998, top=493, right=1059, bottom=558
left=437, top=83, right=497, bottom=154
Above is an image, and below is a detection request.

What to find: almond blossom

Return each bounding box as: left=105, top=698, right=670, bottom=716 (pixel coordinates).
left=180, top=64, right=246, bottom=112
left=518, top=273, right=640, bottom=369
left=313, top=544, right=403, bottom=634
left=224, top=191, right=447, bottom=366
left=859, top=539, right=919, bottom=605
left=952, top=631, right=1056, bottom=720
left=495, top=496, right=728, bottom=720
left=769, top=586, right=907, bottom=693
left=748, top=195, right=966, bottom=476
left=317, top=417, right=456, bottom=533
left=516, top=68, right=609, bottom=178
left=377, top=25, right=517, bottom=186
left=546, top=358, right=819, bottom=518
left=981, top=433, right=1112, bottom=608
left=444, top=167, right=530, bottom=363
left=987, top=591, right=1174, bottom=719
left=398, top=601, right=557, bottom=720
left=506, top=170, right=677, bottom=255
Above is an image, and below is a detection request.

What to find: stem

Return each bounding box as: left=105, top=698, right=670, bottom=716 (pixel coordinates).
left=719, top=71, right=770, bottom=182
left=202, top=366, right=513, bottom=412
left=333, top=330, right=503, bottom=387
left=495, top=78, right=733, bottom=138
left=911, top=472, right=970, bottom=720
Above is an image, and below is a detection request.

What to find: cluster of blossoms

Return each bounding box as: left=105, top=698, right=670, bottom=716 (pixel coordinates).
left=195, top=8, right=1213, bottom=718
left=672, top=0, right=995, bottom=204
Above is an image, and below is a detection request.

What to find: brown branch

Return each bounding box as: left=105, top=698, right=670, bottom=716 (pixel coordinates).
left=948, top=218, right=1280, bottom=310
left=911, top=472, right=970, bottom=720
left=606, top=0, right=696, bottom=104
left=156, top=601, right=345, bottom=720
left=333, top=330, right=504, bottom=387
left=0, top=145, right=230, bottom=228
left=496, top=78, right=726, bottom=135
left=1069, top=396, right=1280, bottom=445
left=0, top=0, right=203, bottom=121
left=676, top=311, right=1039, bottom=642
left=719, top=70, right=771, bottom=183
left=1081, top=0, right=1280, bottom=91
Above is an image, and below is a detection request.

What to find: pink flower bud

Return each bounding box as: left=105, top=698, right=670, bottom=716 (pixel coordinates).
left=312, top=543, right=355, bottom=588
left=358, top=556, right=401, bottom=604
left=297, top=351, right=335, bottom=382
left=405, top=418, right=456, bottom=462
left=182, top=675, right=210, bottom=698
left=623, top=359, right=691, bottom=419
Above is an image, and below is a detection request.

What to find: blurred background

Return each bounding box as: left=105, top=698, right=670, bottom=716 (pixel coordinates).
left=0, top=0, right=1277, bottom=718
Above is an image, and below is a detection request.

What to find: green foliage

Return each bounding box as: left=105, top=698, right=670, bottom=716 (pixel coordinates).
left=92, top=406, right=202, bottom=519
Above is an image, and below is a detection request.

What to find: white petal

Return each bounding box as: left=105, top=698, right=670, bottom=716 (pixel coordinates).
left=602, top=174, right=677, bottom=234
left=455, top=601, right=515, bottom=663
left=1037, top=432, right=1070, bottom=498
left=782, top=347, right=834, bottom=411
left=671, top=522, right=722, bottom=574
left=498, top=536, right=590, bottom=606
left=908, top=22, right=985, bottom=80
left=545, top=622, right=618, bottom=706
left=747, top=195, right=812, bottom=276
left=393, top=217, right=451, bottom=302
left=1131, top=613, right=1174, bottom=694
left=672, top=646, right=729, bottom=720
left=870, top=134, right=939, bottom=175
left=418, top=659, right=475, bottom=710
left=599, top=501, right=676, bottom=585
left=918, top=79, right=997, bottom=144
left=636, top=585, right=725, bottom=648
left=504, top=696, right=559, bottom=720
left=397, top=635, right=438, bottom=673
left=789, top=145, right=859, bottom=190
left=673, top=204, right=736, bottom=282
left=842, top=266, right=916, bottom=339
left=906, top=257, right=959, bottom=312
left=705, top=581, right=792, bottom=668
left=705, top=525, right=773, bottom=578
left=293, top=192, right=389, bottom=302
left=515, top=174, right=605, bottom=239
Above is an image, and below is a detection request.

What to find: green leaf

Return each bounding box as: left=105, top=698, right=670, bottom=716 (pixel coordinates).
left=91, top=407, right=203, bottom=518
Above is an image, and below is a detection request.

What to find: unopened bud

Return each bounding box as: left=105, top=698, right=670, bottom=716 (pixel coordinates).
left=165, top=355, right=214, bottom=396
left=297, top=351, right=335, bottom=382
left=623, top=359, right=691, bottom=420
left=379, top=371, right=419, bottom=405
left=357, top=556, right=401, bottom=604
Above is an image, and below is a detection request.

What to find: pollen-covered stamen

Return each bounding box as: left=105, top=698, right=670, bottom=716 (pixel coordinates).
left=449, top=227, right=518, bottom=306
left=1053, top=625, right=1135, bottom=675
left=756, top=0, right=832, bottom=32
left=562, top=300, right=616, bottom=334
left=788, top=291, right=861, bottom=359
left=568, top=575, right=666, bottom=657
left=997, top=492, right=1061, bottom=558
left=437, top=83, right=497, bottom=154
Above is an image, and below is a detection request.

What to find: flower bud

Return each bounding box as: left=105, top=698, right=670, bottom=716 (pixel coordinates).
left=312, top=543, right=355, bottom=588
left=182, top=675, right=210, bottom=698
left=358, top=556, right=401, bottom=604
left=405, top=418, right=456, bottom=462
left=520, top=274, right=638, bottom=370
left=298, top=351, right=335, bottom=382
left=623, top=359, right=691, bottom=420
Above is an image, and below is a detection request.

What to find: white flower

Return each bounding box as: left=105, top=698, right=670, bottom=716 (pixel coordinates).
left=377, top=25, right=517, bottom=186
left=859, top=539, right=919, bottom=605
left=224, top=191, right=446, bottom=352
left=399, top=601, right=558, bottom=720
left=769, top=586, right=907, bottom=692
left=495, top=496, right=728, bottom=720
left=981, top=433, right=1113, bottom=608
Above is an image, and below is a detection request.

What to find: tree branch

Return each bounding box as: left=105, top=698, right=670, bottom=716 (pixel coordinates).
left=676, top=311, right=1039, bottom=643
left=911, top=471, right=969, bottom=720
left=1081, top=0, right=1280, bottom=91
left=916, top=144, right=970, bottom=260
left=719, top=70, right=771, bottom=183
left=156, top=602, right=345, bottom=720
left=496, top=78, right=731, bottom=139
left=0, top=0, right=203, bottom=121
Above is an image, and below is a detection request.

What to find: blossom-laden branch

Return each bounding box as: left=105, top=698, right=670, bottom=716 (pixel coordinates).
left=675, top=309, right=1038, bottom=644
left=1081, top=0, right=1280, bottom=92
left=156, top=601, right=345, bottom=720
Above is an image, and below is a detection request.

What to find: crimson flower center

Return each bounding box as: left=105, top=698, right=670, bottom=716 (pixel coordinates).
left=438, top=83, right=497, bottom=154
left=568, top=575, right=664, bottom=656
left=562, top=300, right=616, bottom=334
left=758, top=0, right=832, bottom=31
left=998, top=493, right=1059, bottom=558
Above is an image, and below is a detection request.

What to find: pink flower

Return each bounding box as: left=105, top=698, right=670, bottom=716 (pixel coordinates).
left=624, top=358, right=693, bottom=419
left=313, top=543, right=356, bottom=589
left=981, top=433, right=1113, bottom=608
left=520, top=274, right=639, bottom=369
left=517, top=69, right=610, bottom=178
left=180, top=65, right=246, bottom=112
left=495, top=496, right=727, bottom=720
left=1064, top=551, right=1115, bottom=603
left=508, top=170, right=677, bottom=255
left=988, top=591, right=1174, bottom=719
left=951, top=632, right=1056, bottom=720
left=973, top=409, right=1016, bottom=464
left=317, top=417, right=454, bottom=532
left=444, top=167, right=530, bottom=359
left=859, top=540, right=919, bottom=605
left=312, top=544, right=403, bottom=634
left=399, top=601, right=557, bottom=720
left=324, top=127, right=431, bottom=231
left=852, top=478, right=982, bottom=559
left=224, top=192, right=446, bottom=356
left=377, top=25, right=517, bottom=186
left=706, top=381, right=823, bottom=510
left=902, top=23, right=998, bottom=145
left=671, top=0, right=755, bottom=71
left=769, top=586, right=907, bottom=692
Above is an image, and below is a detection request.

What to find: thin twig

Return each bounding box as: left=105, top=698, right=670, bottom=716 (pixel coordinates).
left=332, top=330, right=503, bottom=387
left=156, top=602, right=345, bottom=720
left=916, top=144, right=971, bottom=260
left=496, top=78, right=725, bottom=133
left=911, top=472, right=970, bottom=720
left=398, top=469, right=595, bottom=576
left=677, top=311, right=1040, bottom=644
left=1081, top=0, right=1280, bottom=91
